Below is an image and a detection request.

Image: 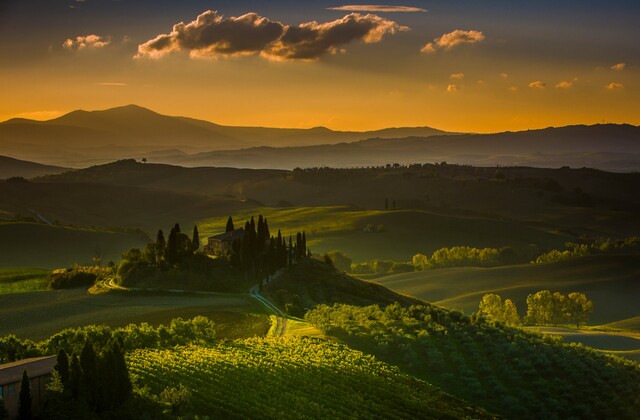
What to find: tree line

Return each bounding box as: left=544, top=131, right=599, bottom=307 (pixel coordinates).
left=476, top=291, right=593, bottom=328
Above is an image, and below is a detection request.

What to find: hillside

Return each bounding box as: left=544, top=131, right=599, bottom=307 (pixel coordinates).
left=128, top=337, right=494, bottom=419
left=0, top=177, right=251, bottom=231
left=0, top=222, right=148, bottom=268
left=374, top=254, right=640, bottom=324
left=0, top=105, right=449, bottom=167
left=171, top=124, right=640, bottom=171
left=0, top=156, right=67, bottom=179
left=263, top=259, right=423, bottom=313
left=37, top=161, right=640, bottom=238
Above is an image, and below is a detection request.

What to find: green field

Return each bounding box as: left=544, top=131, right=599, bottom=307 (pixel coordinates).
left=374, top=254, right=640, bottom=325
left=197, top=206, right=574, bottom=262
left=0, top=288, right=269, bottom=340
left=128, top=337, right=492, bottom=419
left=0, top=222, right=148, bottom=268
left=603, top=316, right=640, bottom=332
left=0, top=267, right=50, bottom=294
left=529, top=327, right=640, bottom=361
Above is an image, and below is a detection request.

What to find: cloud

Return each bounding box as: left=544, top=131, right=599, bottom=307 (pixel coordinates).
left=96, top=82, right=127, bottom=86
left=421, top=29, right=484, bottom=53
left=136, top=10, right=407, bottom=61
left=555, top=80, right=573, bottom=89
left=328, top=5, right=427, bottom=13
left=606, top=82, right=624, bottom=90
left=446, top=84, right=458, bottom=93
left=63, top=34, right=110, bottom=50
left=264, top=13, right=408, bottom=60
left=449, top=72, right=464, bottom=79
left=528, top=81, right=546, bottom=89
left=500, top=73, right=508, bottom=79
left=611, top=63, right=626, bottom=71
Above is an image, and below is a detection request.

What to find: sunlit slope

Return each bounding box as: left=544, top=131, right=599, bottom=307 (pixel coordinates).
left=198, top=206, right=575, bottom=261
left=128, top=337, right=494, bottom=419
left=374, top=254, right=640, bottom=324
left=0, top=268, right=50, bottom=294
left=0, top=288, right=267, bottom=340
left=0, top=223, right=147, bottom=268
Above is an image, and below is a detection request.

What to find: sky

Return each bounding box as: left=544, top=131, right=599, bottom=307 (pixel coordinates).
left=0, top=0, right=638, bottom=132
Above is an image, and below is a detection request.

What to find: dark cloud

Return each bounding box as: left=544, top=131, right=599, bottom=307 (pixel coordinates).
left=327, top=5, right=427, bottom=13
left=136, top=10, right=406, bottom=61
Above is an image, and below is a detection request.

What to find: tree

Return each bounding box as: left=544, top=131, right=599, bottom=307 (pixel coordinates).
left=192, top=225, right=200, bottom=252
left=478, top=294, right=504, bottom=322
left=225, top=216, right=235, bottom=233
left=551, top=292, right=568, bottom=325
left=80, top=342, right=98, bottom=408
left=55, top=349, right=70, bottom=385
left=503, top=299, right=521, bottom=325
left=526, top=290, right=554, bottom=325
left=326, top=251, right=352, bottom=272
left=68, top=355, right=82, bottom=400
left=18, top=370, right=31, bottom=420
left=156, top=230, right=166, bottom=258
left=166, top=227, right=178, bottom=265
left=412, top=253, right=429, bottom=271
left=566, top=292, right=593, bottom=328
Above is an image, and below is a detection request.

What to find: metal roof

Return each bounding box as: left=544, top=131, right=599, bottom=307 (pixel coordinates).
left=0, top=356, right=56, bottom=385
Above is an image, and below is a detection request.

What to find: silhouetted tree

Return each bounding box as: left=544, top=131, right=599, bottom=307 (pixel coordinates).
left=225, top=217, right=235, bottom=233
left=55, top=349, right=70, bottom=385
left=80, top=343, right=98, bottom=408
left=18, top=370, right=31, bottom=420
left=155, top=230, right=166, bottom=264
left=68, top=355, right=82, bottom=400
left=192, top=225, right=200, bottom=252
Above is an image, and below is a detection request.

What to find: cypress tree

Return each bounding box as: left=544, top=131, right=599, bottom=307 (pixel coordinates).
left=296, top=232, right=303, bottom=263
left=166, top=227, right=177, bottom=265
left=80, top=342, right=99, bottom=408
left=174, top=223, right=181, bottom=233
left=302, top=231, right=307, bottom=257
left=192, top=225, right=200, bottom=252
left=288, top=235, right=293, bottom=267
left=264, top=218, right=270, bottom=241
left=55, top=349, right=70, bottom=385
left=18, top=370, right=31, bottom=420
left=156, top=230, right=166, bottom=264
left=112, top=340, right=132, bottom=404
left=68, top=355, right=82, bottom=400
left=225, top=216, right=235, bottom=233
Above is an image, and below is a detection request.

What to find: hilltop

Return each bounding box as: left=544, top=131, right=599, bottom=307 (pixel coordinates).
left=0, top=105, right=449, bottom=167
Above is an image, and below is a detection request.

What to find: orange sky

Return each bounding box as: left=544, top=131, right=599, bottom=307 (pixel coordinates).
left=0, top=2, right=637, bottom=133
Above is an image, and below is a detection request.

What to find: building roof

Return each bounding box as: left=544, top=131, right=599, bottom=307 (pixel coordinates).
left=208, top=228, right=245, bottom=242
left=0, top=356, right=56, bottom=385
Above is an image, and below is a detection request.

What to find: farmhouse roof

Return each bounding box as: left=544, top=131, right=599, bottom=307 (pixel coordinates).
left=0, top=356, right=56, bottom=385
left=209, top=228, right=245, bottom=242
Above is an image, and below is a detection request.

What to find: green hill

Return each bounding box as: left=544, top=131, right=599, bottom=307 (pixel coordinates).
left=0, top=222, right=148, bottom=268
left=0, top=268, right=50, bottom=294
left=198, top=206, right=575, bottom=262
left=128, top=337, right=493, bottom=419
left=374, top=254, right=640, bottom=324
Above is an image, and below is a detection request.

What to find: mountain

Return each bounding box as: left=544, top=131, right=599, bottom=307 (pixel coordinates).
left=0, top=156, right=68, bottom=179
left=0, top=105, right=450, bottom=167
left=175, top=124, right=640, bottom=171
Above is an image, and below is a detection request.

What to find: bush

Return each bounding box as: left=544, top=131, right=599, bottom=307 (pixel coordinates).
left=49, top=268, right=99, bottom=289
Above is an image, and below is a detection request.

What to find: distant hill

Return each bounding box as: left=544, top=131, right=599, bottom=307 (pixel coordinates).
left=0, top=105, right=450, bottom=167
left=0, top=155, right=67, bottom=179
left=178, top=124, right=640, bottom=171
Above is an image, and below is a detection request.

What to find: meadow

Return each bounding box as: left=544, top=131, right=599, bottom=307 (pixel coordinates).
left=197, top=206, right=574, bottom=262
left=0, top=222, right=148, bottom=268
left=0, top=267, right=50, bottom=294
left=373, top=254, right=640, bottom=325
left=0, top=288, right=269, bottom=340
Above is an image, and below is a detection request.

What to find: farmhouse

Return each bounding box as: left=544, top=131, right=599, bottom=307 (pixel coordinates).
left=204, top=228, right=245, bottom=256
left=0, top=355, right=56, bottom=418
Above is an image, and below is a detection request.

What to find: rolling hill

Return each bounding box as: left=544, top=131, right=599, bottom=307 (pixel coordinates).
left=176, top=124, right=640, bottom=170
left=373, top=254, right=640, bottom=325
left=0, top=105, right=450, bottom=167
left=0, top=155, right=67, bottom=179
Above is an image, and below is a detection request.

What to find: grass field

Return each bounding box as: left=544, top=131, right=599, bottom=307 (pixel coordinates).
left=603, top=316, right=640, bottom=332
left=0, top=222, right=148, bottom=268
left=197, top=206, right=575, bottom=262
left=0, top=268, right=50, bottom=294
left=0, top=288, right=269, bottom=340
left=374, top=254, right=640, bottom=325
